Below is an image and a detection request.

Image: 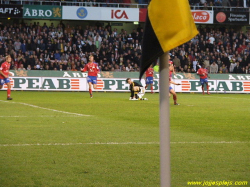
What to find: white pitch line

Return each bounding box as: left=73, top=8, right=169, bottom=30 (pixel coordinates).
left=0, top=141, right=249, bottom=147
left=0, top=115, right=84, bottom=118
left=199, top=96, right=250, bottom=101
left=0, top=100, right=91, bottom=117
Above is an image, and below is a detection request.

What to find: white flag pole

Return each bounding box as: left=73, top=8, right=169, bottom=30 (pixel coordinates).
left=159, top=52, right=171, bottom=187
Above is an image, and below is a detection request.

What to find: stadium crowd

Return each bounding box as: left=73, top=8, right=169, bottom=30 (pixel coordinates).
left=3, top=0, right=249, bottom=8
left=189, top=0, right=248, bottom=7
left=2, top=0, right=133, bottom=6
left=0, top=21, right=250, bottom=74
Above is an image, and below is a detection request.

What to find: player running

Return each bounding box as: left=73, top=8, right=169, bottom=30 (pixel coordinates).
left=81, top=55, right=99, bottom=98
left=197, top=64, right=210, bottom=95
left=168, top=55, right=176, bottom=81
left=0, top=55, right=13, bottom=100
left=126, top=78, right=147, bottom=100
left=169, top=80, right=181, bottom=105
left=145, top=65, right=154, bottom=94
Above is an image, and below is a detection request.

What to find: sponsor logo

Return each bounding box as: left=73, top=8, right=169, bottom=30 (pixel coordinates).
left=0, top=7, right=20, bottom=15
left=24, top=7, right=61, bottom=18
left=24, top=8, right=52, bottom=17
left=243, top=82, right=250, bottom=91
left=111, top=10, right=128, bottom=19
left=70, top=79, right=80, bottom=90
left=96, top=79, right=104, bottom=90
left=216, top=12, right=227, bottom=23
left=178, top=80, right=250, bottom=92
left=0, top=5, right=22, bottom=17
left=192, top=11, right=210, bottom=22
left=181, top=81, right=191, bottom=91
left=76, top=7, right=87, bottom=19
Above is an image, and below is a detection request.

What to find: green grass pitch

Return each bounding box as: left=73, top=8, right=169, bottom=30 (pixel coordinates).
left=0, top=91, right=249, bottom=187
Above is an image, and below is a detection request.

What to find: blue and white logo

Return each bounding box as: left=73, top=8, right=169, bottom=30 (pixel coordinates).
left=76, top=7, right=88, bottom=19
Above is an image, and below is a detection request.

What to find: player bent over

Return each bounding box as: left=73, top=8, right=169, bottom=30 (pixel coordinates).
left=81, top=55, right=99, bottom=98
left=169, top=80, right=181, bottom=105
left=197, top=64, right=210, bottom=95
left=0, top=55, right=13, bottom=100
left=126, top=78, right=147, bottom=100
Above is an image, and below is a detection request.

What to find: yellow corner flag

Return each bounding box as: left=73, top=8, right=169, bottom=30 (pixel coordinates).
left=140, top=0, right=199, bottom=79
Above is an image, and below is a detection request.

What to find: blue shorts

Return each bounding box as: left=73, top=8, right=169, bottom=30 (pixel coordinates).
left=200, top=78, right=208, bottom=85
left=87, top=76, right=97, bottom=84
left=0, top=78, right=10, bottom=86
left=146, top=77, right=153, bottom=85
left=169, top=86, right=173, bottom=92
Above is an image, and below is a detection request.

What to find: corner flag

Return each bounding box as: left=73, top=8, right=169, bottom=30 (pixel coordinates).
left=139, top=0, right=198, bottom=79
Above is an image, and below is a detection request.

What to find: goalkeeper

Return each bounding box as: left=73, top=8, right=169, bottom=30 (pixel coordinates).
left=126, top=78, right=147, bottom=100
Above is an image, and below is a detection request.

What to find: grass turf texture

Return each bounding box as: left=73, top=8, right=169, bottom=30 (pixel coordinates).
left=0, top=91, right=249, bottom=187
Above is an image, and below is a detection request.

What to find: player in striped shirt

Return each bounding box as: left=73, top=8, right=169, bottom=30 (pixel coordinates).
left=197, top=64, right=210, bottom=95
left=169, top=79, right=181, bottom=105
left=81, top=55, right=99, bottom=98
left=0, top=55, right=13, bottom=100
left=145, top=65, right=154, bottom=94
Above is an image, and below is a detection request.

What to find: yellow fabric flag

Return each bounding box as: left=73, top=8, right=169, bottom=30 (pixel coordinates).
left=149, top=0, right=198, bottom=52
left=140, top=0, right=198, bottom=79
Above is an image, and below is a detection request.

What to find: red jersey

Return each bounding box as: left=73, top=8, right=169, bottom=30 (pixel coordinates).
left=145, top=67, right=154, bottom=77
left=169, top=60, right=174, bottom=79
left=0, top=61, right=11, bottom=79
left=82, top=62, right=99, bottom=76
left=169, top=71, right=173, bottom=79
left=197, top=68, right=208, bottom=79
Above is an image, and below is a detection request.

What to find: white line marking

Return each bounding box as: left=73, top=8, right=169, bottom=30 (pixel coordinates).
left=0, top=115, right=84, bottom=118
left=0, top=141, right=249, bottom=147
left=0, top=116, right=28, bottom=117
left=199, top=96, right=250, bottom=101
left=0, top=100, right=91, bottom=117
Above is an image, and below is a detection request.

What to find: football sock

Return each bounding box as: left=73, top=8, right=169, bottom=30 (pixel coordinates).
left=173, top=95, right=177, bottom=104
left=89, top=89, right=92, bottom=95
left=207, top=85, right=209, bottom=92
left=135, top=94, right=138, bottom=99
left=151, top=86, right=153, bottom=93
left=7, top=89, right=11, bottom=98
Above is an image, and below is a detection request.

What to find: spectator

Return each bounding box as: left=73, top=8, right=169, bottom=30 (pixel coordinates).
left=204, top=56, right=210, bottom=68
left=222, top=64, right=229, bottom=73
left=214, top=0, right=222, bottom=6
left=233, top=61, right=243, bottom=73
left=222, top=0, right=231, bottom=6
left=18, top=64, right=26, bottom=70
left=210, top=61, right=218, bottom=73
left=173, top=55, right=181, bottom=69
left=229, top=59, right=237, bottom=72
left=54, top=50, right=61, bottom=60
